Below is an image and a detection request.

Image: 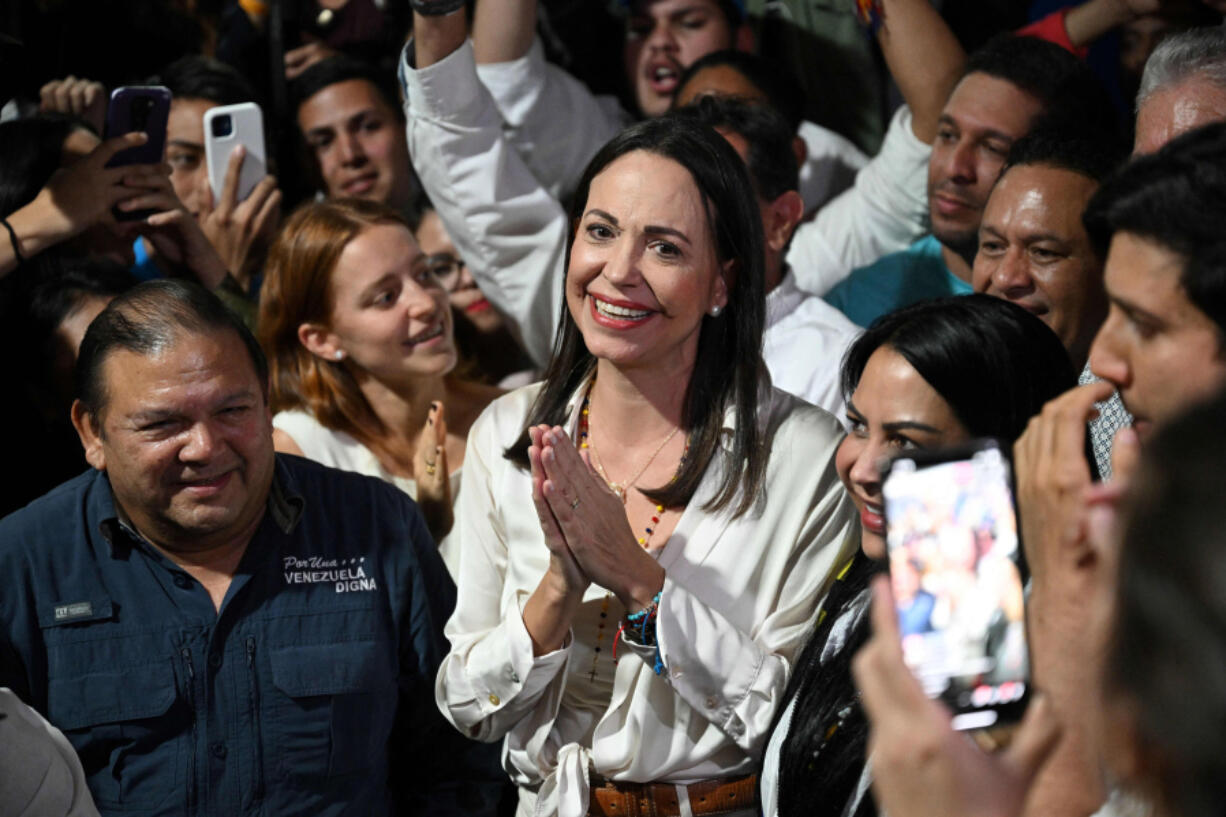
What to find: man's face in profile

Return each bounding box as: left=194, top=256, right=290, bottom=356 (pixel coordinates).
left=1089, top=231, right=1226, bottom=439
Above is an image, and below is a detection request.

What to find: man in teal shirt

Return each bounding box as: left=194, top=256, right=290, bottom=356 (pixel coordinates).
left=824, top=35, right=1113, bottom=327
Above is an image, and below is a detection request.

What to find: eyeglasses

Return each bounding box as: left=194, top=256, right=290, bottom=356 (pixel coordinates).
left=423, top=253, right=467, bottom=291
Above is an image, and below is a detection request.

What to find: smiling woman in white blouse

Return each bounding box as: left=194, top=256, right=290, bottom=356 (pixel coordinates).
left=437, top=113, right=857, bottom=817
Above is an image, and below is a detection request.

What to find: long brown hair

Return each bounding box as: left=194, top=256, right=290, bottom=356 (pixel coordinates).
left=257, top=198, right=408, bottom=449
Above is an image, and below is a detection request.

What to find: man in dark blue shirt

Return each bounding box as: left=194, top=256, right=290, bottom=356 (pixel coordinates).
left=0, top=280, right=499, bottom=816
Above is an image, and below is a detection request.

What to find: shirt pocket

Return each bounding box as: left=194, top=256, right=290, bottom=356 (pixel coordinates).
left=46, top=660, right=182, bottom=809
left=267, top=640, right=397, bottom=781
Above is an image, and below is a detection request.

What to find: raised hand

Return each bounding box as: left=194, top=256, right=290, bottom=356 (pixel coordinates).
left=536, top=426, right=664, bottom=611
left=197, top=144, right=281, bottom=284
left=118, top=173, right=230, bottom=288
left=39, top=75, right=107, bottom=134
left=415, top=401, right=454, bottom=541
left=528, top=425, right=589, bottom=597
left=853, top=576, right=1062, bottom=817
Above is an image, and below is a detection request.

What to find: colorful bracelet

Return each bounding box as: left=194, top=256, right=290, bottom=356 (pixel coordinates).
left=854, top=0, right=885, bottom=35
left=614, top=593, right=664, bottom=675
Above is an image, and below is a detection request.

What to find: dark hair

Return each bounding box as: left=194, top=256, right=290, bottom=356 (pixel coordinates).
left=675, top=49, right=806, bottom=133
left=22, top=255, right=136, bottom=358
left=623, top=0, right=745, bottom=28
left=1004, top=127, right=1124, bottom=184
left=1109, top=386, right=1226, bottom=817
left=773, top=295, right=1077, bottom=817
left=965, top=33, right=1119, bottom=142
left=156, top=55, right=258, bottom=107
left=289, top=55, right=402, bottom=122
left=673, top=94, right=799, bottom=201
left=76, top=279, right=268, bottom=420
left=504, top=113, right=769, bottom=516
left=841, top=295, right=1076, bottom=439
left=1084, top=120, right=1226, bottom=339
left=0, top=114, right=88, bottom=217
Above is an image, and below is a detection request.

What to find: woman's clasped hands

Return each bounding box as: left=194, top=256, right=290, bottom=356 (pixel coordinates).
left=528, top=425, right=665, bottom=612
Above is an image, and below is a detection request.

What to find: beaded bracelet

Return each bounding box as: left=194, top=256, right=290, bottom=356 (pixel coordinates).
left=1, top=216, right=23, bottom=267
left=614, top=592, right=664, bottom=675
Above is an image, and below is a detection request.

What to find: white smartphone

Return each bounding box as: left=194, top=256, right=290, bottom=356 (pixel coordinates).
left=881, top=439, right=1030, bottom=731
left=204, top=102, right=267, bottom=204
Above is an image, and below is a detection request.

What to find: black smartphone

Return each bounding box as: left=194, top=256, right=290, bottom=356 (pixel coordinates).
left=881, top=439, right=1029, bottom=730
left=104, top=86, right=171, bottom=220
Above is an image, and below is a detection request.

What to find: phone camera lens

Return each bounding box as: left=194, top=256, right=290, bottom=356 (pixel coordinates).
left=132, top=96, right=155, bottom=131
left=211, top=115, right=233, bottom=139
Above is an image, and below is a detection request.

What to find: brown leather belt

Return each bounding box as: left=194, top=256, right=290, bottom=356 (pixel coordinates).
left=587, top=773, right=758, bottom=817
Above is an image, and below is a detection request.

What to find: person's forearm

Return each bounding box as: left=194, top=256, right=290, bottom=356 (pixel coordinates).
left=877, top=0, right=967, bottom=144
left=1022, top=584, right=1110, bottom=817
left=414, top=8, right=468, bottom=68
left=0, top=193, right=81, bottom=278
left=473, top=0, right=536, bottom=64
left=522, top=570, right=583, bottom=655
left=1064, top=0, right=1136, bottom=48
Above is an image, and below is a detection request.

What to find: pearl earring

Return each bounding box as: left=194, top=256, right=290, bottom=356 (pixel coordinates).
left=334, top=350, right=345, bottom=361
left=710, top=305, right=723, bottom=317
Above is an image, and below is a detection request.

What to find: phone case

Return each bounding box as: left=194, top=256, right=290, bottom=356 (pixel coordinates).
left=204, top=102, right=267, bottom=205
left=881, top=439, right=1030, bottom=730
left=104, top=86, right=171, bottom=168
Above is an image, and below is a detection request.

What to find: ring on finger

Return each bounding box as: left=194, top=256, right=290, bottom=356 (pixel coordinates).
left=570, top=496, right=580, bottom=510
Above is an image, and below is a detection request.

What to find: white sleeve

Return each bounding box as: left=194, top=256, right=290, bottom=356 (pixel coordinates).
left=401, top=40, right=567, bottom=368
left=476, top=36, right=627, bottom=201
left=786, top=105, right=932, bottom=297
left=434, top=403, right=570, bottom=743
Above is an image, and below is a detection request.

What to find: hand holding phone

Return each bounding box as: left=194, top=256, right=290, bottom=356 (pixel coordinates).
left=204, top=103, right=266, bottom=205
left=104, top=86, right=171, bottom=221
left=882, top=440, right=1029, bottom=730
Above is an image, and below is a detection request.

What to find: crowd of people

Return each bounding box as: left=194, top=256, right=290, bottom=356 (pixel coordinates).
left=1, top=0, right=1225, bottom=816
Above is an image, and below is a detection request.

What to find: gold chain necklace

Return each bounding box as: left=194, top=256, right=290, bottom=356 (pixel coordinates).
left=584, top=401, right=681, bottom=504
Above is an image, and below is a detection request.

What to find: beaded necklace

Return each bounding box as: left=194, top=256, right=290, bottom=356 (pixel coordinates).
left=577, top=382, right=688, bottom=680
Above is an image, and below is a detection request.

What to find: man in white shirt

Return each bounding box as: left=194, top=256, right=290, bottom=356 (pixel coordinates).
left=676, top=95, right=861, bottom=416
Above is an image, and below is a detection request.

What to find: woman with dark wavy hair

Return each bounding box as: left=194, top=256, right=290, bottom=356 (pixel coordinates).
left=760, top=295, right=1077, bottom=817
left=436, top=112, right=857, bottom=817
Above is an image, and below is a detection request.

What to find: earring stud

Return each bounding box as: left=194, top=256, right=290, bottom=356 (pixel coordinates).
left=334, top=350, right=345, bottom=361
left=710, top=305, right=723, bottom=317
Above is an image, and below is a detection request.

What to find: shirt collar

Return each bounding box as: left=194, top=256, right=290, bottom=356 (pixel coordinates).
left=562, top=366, right=748, bottom=452
left=765, top=268, right=807, bottom=329
left=94, top=455, right=304, bottom=559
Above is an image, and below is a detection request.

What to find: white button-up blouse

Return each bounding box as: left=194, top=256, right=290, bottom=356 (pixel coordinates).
left=435, top=379, right=858, bottom=817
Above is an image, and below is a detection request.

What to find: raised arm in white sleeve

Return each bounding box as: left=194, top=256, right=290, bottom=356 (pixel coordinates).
left=401, top=39, right=567, bottom=368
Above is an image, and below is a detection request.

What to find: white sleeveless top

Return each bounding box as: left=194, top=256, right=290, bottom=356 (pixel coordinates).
left=272, top=409, right=461, bottom=578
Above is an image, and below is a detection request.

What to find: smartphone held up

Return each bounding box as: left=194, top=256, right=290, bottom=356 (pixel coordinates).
left=203, top=102, right=267, bottom=204
left=881, top=440, right=1029, bottom=730
left=104, top=85, right=171, bottom=221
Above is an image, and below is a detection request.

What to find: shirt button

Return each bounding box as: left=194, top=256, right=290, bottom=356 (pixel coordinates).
left=210, top=742, right=227, bottom=759
left=507, top=666, right=519, bottom=684
left=488, top=693, right=500, bottom=706
left=173, top=574, right=192, bottom=589
left=209, top=653, right=222, bottom=670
